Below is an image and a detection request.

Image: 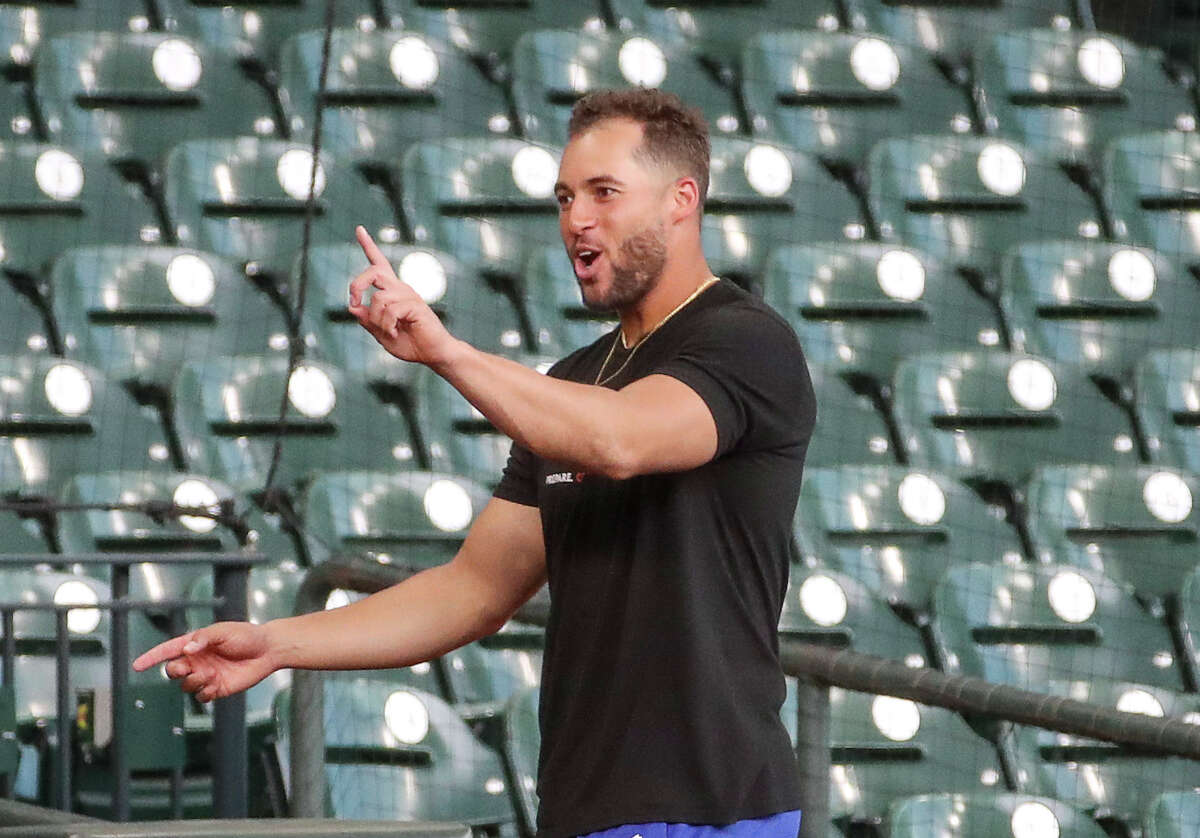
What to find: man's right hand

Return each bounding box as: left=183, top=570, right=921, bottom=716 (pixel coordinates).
left=132, top=622, right=277, bottom=704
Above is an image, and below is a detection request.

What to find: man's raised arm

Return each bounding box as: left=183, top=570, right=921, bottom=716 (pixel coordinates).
left=132, top=498, right=545, bottom=703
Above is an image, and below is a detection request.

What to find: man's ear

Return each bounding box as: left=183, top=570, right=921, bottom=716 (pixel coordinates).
left=669, top=175, right=702, bottom=225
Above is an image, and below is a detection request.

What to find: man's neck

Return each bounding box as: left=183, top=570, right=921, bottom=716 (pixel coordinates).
left=618, top=253, right=717, bottom=346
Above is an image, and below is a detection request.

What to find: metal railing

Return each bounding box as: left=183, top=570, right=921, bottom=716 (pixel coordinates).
left=287, top=554, right=1200, bottom=838
left=0, top=551, right=271, bottom=820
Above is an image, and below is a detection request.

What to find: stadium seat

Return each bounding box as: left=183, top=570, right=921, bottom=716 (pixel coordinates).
left=399, top=137, right=562, bottom=287
left=1001, top=241, right=1199, bottom=388
left=1105, top=130, right=1200, bottom=276
left=35, top=33, right=279, bottom=182
left=703, top=137, right=864, bottom=291
left=0, top=356, right=172, bottom=497
left=0, top=280, right=53, bottom=356
left=1008, top=680, right=1200, bottom=833
left=0, top=3, right=153, bottom=73
left=1175, top=563, right=1200, bottom=691
left=885, top=792, right=1109, bottom=838
left=501, top=685, right=539, bottom=835
left=853, top=0, right=1081, bottom=75
left=1025, top=464, right=1200, bottom=604
left=779, top=566, right=930, bottom=666
left=412, top=356, right=558, bottom=488
left=892, top=351, right=1141, bottom=492
left=821, top=691, right=1008, bottom=829
left=608, top=0, right=845, bottom=83
left=762, top=243, right=1000, bottom=391
left=172, top=356, right=418, bottom=497
left=742, top=31, right=973, bottom=171
left=52, top=246, right=291, bottom=396
left=1136, top=349, right=1200, bottom=473
left=439, top=633, right=542, bottom=723
left=156, top=0, right=378, bottom=70
left=868, top=135, right=1103, bottom=289
left=521, top=244, right=616, bottom=355
left=298, top=243, right=527, bottom=393
left=0, top=79, right=35, bottom=139
left=273, top=680, right=516, bottom=826
left=0, top=443, right=50, bottom=553
left=300, top=470, right=491, bottom=568
left=510, top=29, right=742, bottom=146
left=0, top=142, right=159, bottom=282
left=1146, top=790, right=1200, bottom=838
left=932, top=562, right=1185, bottom=692
left=164, top=137, right=398, bottom=285
left=976, top=30, right=1194, bottom=171
left=380, top=0, right=609, bottom=82
left=805, top=364, right=896, bottom=469
left=278, top=27, right=510, bottom=164
left=796, top=465, right=1023, bottom=617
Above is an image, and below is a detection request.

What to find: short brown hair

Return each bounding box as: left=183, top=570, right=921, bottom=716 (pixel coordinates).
left=568, top=88, right=710, bottom=210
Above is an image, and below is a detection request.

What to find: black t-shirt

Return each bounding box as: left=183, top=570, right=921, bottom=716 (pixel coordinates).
left=493, top=279, right=816, bottom=838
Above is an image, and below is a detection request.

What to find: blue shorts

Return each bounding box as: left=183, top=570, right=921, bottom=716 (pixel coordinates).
left=577, top=809, right=801, bottom=838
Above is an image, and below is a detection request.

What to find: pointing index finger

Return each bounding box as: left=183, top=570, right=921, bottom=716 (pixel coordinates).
left=132, top=631, right=196, bottom=672
left=355, top=225, right=390, bottom=270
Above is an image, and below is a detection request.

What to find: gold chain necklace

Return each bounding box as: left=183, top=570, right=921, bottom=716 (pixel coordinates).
left=593, top=276, right=720, bottom=386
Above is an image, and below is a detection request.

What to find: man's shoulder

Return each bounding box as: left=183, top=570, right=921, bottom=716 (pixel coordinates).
left=544, top=328, right=618, bottom=382
left=693, top=281, right=802, bottom=347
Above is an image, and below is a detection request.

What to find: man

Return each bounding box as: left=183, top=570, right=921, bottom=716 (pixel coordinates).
left=134, top=88, right=815, bottom=838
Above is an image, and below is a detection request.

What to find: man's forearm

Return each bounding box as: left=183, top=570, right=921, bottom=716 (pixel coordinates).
left=434, top=340, right=632, bottom=477
left=263, top=560, right=506, bottom=672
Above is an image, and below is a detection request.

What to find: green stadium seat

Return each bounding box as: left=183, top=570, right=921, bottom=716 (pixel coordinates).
left=272, top=679, right=516, bottom=826
left=412, top=356, right=557, bottom=488
left=0, top=142, right=160, bottom=282
left=1001, top=241, right=1199, bottom=389
left=0, top=280, right=53, bottom=356
left=278, top=27, right=509, bottom=165
left=762, top=243, right=1000, bottom=391
left=164, top=137, right=398, bottom=285
left=853, top=0, right=1081, bottom=75
left=976, top=30, right=1194, bottom=171
left=300, top=470, right=490, bottom=568
left=0, top=442, right=50, bottom=553
left=820, top=691, right=1008, bottom=829
left=0, top=79, right=35, bottom=139
left=297, top=243, right=527, bottom=393
left=521, top=244, right=616, bottom=355
left=0, top=684, right=15, bottom=787
left=399, top=137, right=563, bottom=287
left=1025, top=464, right=1200, bottom=604
left=172, top=356, right=418, bottom=496
left=439, top=633, right=542, bottom=724
left=1146, top=790, right=1200, bottom=838
left=52, top=246, right=291, bottom=396
left=932, top=562, right=1185, bottom=692
left=779, top=566, right=930, bottom=665
left=0, top=3, right=153, bottom=73
left=806, top=364, right=896, bottom=469
left=1009, top=680, right=1200, bottom=834
left=868, top=135, right=1103, bottom=289
left=0, top=356, right=172, bottom=497
left=1105, top=130, right=1200, bottom=276
left=35, top=33, right=279, bottom=182
left=608, top=0, right=845, bottom=83
left=703, top=137, right=864, bottom=291
left=796, top=466, right=1023, bottom=617
left=510, top=29, right=742, bottom=146
left=892, top=351, right=1141, bottom=491
left=1136, top=349, right=1200, bottom=473
left=156, top=0, right=377, bottom=70
left=380, top=0, right=609, bottom=82
left=1175, top=563, right=1200, bottom=691
left=500, top=685, right=539, bottom=835
left=885, top=792, right=1109, bottom=838
left=742, top=31, right=973, bottom=170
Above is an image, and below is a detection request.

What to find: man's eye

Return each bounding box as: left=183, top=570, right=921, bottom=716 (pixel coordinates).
left=596, top=187, right=615, bottom=199
left=555, top=194, right=571, bottom=208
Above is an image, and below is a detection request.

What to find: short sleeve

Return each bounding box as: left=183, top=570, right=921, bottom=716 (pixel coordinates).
left=493, top=439, right=540, bottom=507
left=653, top=305, right=816, bottom=457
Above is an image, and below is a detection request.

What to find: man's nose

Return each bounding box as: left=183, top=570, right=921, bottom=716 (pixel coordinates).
left=565, top=201, right=596, bottom=233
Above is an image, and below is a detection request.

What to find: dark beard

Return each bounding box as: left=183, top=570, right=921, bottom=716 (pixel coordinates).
left=581, top=222, right=668, bottom=312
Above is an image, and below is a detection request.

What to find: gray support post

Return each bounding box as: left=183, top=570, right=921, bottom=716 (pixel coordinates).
left=110, top=566, right=130, bottom=821
left=794, top=677, right=830, bottom=838
left=53, top=610, right=70, bottom=813
left=289, top=669, right=324, bottom=818
left=212, top=564, right=249, bottom=818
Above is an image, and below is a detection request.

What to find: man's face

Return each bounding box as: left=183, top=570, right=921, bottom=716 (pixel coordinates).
left=554, top=118, right=673, bottom=312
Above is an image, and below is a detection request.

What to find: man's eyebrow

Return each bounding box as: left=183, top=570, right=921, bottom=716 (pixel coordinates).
left=553, top=175, right=625, bottom=193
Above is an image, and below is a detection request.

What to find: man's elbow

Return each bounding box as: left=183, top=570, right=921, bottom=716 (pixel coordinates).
left=590, top=436, right=641, bottom=481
